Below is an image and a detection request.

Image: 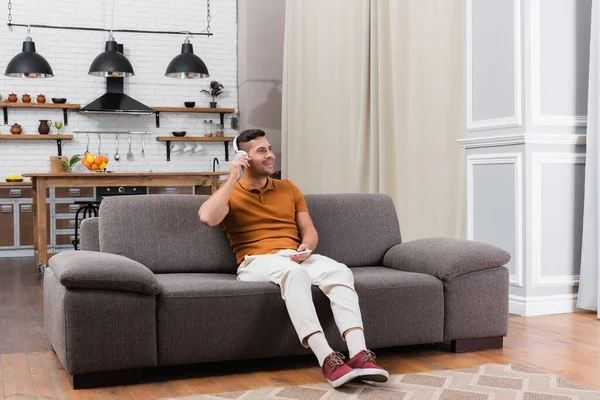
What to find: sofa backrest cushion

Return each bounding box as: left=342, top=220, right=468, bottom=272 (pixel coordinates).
left=305, top=194, right=402, bottom=267
left=99, top=195, right=237, bottom=274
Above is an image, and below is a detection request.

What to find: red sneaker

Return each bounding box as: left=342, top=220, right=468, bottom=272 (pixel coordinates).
left=322, top=352, right=358, bottom=387
left=346, top=350, right=389, bottom=382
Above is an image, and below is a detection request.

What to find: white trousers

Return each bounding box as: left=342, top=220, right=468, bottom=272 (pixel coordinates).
left=237, top=250, right=364, bottom=347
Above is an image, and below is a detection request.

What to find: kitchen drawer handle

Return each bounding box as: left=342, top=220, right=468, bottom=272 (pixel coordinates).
left=1, top=205, right=13, bottom=213
left=69, top=204, right=81, bottom=212
left=165, top=187, right=177, bottom=194
left=69, top=220, right=76, bottom=228
left=9, top=189, right=22, bottom=198
left=20, top=205, right=32, bottom=213
left=69, top=188, right=81, bottom=197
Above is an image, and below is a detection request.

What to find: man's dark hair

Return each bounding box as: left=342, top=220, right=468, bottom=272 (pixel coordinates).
left=237, top=129, right=266, bottom=151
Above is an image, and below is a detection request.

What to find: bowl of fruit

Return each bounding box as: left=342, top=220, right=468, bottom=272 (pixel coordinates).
left=5, top=175, right=24, bottom=182
left=81, top=152, right=109, bottom=171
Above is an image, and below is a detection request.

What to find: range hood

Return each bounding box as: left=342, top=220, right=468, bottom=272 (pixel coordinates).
left=79, top=44, right=155, bottom=115
left=79, top=88, right=155, bottom=115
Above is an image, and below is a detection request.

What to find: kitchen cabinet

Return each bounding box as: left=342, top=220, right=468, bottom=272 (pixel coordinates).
left=0, top=203, right=15, bottom=247
left=19, top=204, right=34, bottom=246
left=53, top=186, right=96, bottom=250
left=0, top=183, right=90, bottom=253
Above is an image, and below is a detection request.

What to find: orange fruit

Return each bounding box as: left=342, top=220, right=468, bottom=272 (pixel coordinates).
left=91, top=164, right=99, bottom=170
left=82, top=158, right=91, bottom=169
left=94, top=157, right=102, bottom=166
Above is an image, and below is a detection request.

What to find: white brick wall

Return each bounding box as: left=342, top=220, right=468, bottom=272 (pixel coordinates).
left=0, top=0, right=238, bottom=178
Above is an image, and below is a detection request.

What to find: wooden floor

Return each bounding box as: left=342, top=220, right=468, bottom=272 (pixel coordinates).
left=1, top=257, right=599, bottom=399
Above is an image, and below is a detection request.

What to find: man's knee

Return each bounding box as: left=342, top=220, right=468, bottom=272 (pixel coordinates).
left=280, top=265, right=311, bottom=297
left=283, top=265, right=311, bottom=282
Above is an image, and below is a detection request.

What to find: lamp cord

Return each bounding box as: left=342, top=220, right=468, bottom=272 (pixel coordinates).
left=111, top=0, right=115, bottom=34
left=7, top=0, right=12, bottom=31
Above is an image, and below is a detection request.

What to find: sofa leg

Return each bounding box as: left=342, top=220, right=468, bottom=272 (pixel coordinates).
left=445, top=336, right=503, bottom=353
left=70, top=368, right=141, bottom=389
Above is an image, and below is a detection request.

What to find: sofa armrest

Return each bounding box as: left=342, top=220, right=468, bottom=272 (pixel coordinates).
left=48, top=250, right=160, bottom=295
left=383, top=237, right=511, bottom=281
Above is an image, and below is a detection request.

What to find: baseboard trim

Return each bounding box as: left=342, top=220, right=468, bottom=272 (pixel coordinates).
left=509, top=293, right=579, bottom=316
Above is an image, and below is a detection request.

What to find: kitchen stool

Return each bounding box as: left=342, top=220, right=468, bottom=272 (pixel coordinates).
left=71, top=201, right=101, bottom=250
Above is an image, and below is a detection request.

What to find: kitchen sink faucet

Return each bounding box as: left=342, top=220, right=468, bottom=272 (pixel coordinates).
left=212, top=157, right=220, bottom=172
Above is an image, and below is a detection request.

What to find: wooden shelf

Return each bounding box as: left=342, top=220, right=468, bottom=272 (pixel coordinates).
left=156, top=136, right=234, bottom=162
left=152, top=107, right=234, bottom=113
left=0, top=102, right=80, bottom=109
left=156, top=136, right=233, bottom=142
left=0, top=134, right=73, bottom=155
left=0, top=134, right=73, bottom=140
left=1, top=102, right=81, bottom=126
left=151, top=106, right=235, bottom=128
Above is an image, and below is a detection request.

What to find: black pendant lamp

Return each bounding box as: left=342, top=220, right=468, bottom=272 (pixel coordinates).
left=165, top=34, right=209, bottom=79
left=88, top=32, right=135, bottom=77
left=5, top=28, right=53, bottom=78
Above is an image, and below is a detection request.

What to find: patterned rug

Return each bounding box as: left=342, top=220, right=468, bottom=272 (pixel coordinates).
left=160, top=363, right=600, bottom=400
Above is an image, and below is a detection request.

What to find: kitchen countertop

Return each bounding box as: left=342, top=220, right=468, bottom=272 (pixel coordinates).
left=0, top=181, right=32, bottom=186
left=23, top=172, right=227, bottom=177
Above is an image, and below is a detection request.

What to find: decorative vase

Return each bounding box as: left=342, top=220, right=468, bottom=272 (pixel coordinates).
left=37, top=94, right=46, bottom=104
left=8, top=93, right=18, bottom=102
left=38, top=119, right=52, bottom=134
left=22, top=94, right=31, bottom=103
left=10, top=123, right=22, bottom=135
left=210, top=101, right=217, bottom=108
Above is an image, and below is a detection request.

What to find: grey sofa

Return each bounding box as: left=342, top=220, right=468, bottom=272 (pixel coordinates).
left=44, top=193, right=510, bottom=389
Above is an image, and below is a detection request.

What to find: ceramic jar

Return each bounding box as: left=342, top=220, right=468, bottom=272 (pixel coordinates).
left=8, top=93, right=17, bottom=102
left=37, top=94, right=46, bottom=104
left=22, top=94, right=31, bottom=103
left=10, top=123, right=22, bottom=135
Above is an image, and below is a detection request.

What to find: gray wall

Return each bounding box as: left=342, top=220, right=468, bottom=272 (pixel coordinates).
left=472, top=0, right=516, bottom=121
left=237, top=0, right=285, bottom=170
left=539, top=0, right=591, bottom=117
left=464, top=0, right=591, bottom=315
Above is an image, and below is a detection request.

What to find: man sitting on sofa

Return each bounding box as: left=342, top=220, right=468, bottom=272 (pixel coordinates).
left=198, top=129, right=389, bottom=388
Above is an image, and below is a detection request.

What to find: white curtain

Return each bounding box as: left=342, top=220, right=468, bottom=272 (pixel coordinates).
left=578, top=0, right=600, bottom=318
left=282, top=0, right=465, bottom=241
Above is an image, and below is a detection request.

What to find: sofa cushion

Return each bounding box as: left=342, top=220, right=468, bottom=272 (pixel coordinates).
left=98, top=195, right=237, bottom=274
left=155, top=267, right=443, bottom=366
left=305, top=194, right=402, bottom=267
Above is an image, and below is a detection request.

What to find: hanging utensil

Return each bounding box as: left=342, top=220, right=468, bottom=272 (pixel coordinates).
left=141, top=133, right=145, bottom=156
left=127, top=133, right=134, bottom=160
left=85, top=134, right=89, bottom=153
left=97, top=134, right=101, bottom=154
left=114, top=135, right=121, bottom=161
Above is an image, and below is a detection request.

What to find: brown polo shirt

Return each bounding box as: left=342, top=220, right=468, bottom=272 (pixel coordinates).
left=221, top=177, right=308, bottom=264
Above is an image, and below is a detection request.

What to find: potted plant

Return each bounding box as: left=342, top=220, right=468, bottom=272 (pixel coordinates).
left=59, top=154, right=82, bottom=173
left=201, top=81, right=224, bottom=108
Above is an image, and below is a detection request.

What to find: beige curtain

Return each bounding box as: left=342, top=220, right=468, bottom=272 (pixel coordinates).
left=282, top=0, right=465, bottom=241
